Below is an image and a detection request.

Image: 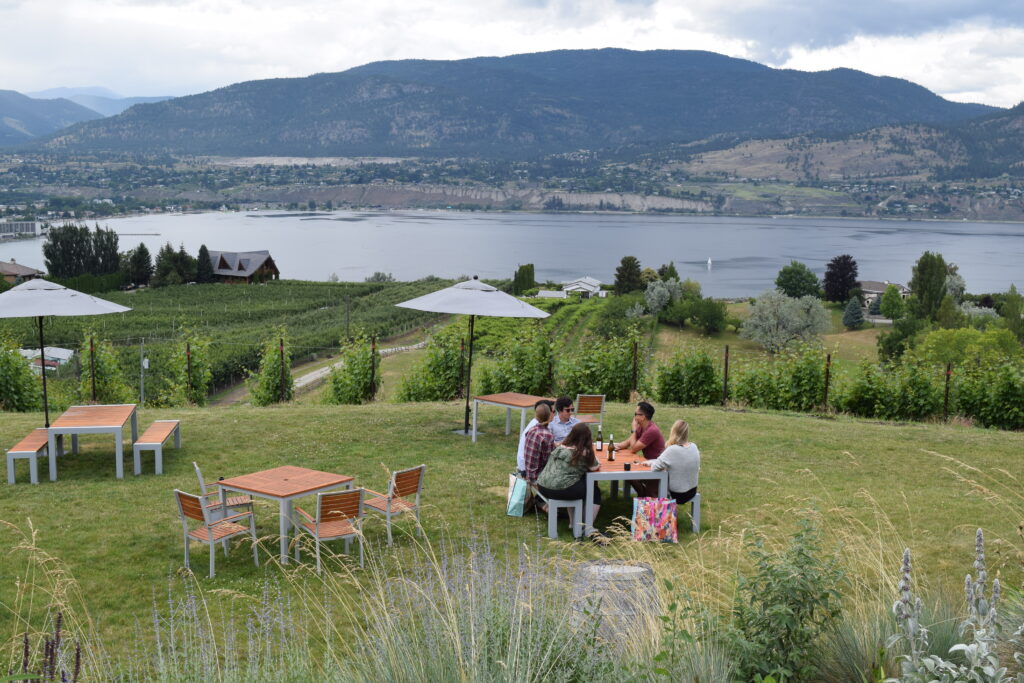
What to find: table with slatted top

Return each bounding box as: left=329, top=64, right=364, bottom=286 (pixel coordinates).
left=217, top=466, right=354, bottom=563
left=46, top=404, right=138, bottom=481
left=471, top=392, right=553, bottom=443
left=583, top=448, right=668, bottom=536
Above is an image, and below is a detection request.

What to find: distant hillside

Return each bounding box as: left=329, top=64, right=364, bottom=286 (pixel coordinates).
left=26, top=87, right=175, bottom=118
left=0, top=90, right=102, bottom=146
left=33, top=49, right=996, bottom=158
left=673, top=103, right=1024, bottom=182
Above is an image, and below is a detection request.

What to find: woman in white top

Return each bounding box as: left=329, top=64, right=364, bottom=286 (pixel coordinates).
left=644, top=419, right=699, bottom=505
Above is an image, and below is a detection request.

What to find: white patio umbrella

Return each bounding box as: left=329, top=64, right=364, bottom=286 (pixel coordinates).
left=396, top=276, right=549, bottom=435
left=0, top=279, right=131, bottom=426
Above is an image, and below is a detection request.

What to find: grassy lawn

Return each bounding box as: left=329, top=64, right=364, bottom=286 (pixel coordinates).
left=2, top=399, right=1022, bottom=662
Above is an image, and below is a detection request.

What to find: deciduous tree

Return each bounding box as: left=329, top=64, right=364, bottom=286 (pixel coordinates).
left=775, top=260, right=820, bottom=298
left=880, top=284, right=906, bottom=320
left=909, top=251, right=948, bottom=321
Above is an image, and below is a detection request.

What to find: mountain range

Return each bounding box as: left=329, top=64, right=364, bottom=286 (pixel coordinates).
left=0, top=87, right=173, bottom=146
left=27, top=49, right=1000, bottom=158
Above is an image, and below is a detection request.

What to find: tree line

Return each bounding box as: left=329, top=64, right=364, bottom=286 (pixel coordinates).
left=41, top=223, right=216, bottom=291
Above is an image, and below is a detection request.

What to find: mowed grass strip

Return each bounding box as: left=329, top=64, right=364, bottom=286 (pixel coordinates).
left=1, top=400, right=1022, bottom=652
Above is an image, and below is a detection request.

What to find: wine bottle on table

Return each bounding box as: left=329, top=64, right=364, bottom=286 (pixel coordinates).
left=608, top=435, right=616, bottom=462
left=596, top=427, right=604, bottom=452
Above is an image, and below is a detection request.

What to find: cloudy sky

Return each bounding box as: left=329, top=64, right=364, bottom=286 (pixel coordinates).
left=3, top=0, right=1023, bottom=107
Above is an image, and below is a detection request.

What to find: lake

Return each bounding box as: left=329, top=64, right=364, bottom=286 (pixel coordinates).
left=1, top=211, right=1021, bottom=297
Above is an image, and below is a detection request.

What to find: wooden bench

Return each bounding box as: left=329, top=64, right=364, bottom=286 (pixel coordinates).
left=132, top=420, right=181, bottom=475
left=7, top=428, right=52, bottom=485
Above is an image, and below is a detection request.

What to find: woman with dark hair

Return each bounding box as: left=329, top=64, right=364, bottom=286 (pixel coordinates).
left=536, top=422, right=602, bottom=522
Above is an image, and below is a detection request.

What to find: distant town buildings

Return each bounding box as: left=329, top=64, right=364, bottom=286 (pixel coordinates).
left=0, top=220, right=41, bottom=238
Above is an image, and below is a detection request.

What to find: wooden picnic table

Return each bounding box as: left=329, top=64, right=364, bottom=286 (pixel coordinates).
left=46, top=404, right=138, bottom=480
left=471, top=392, right=553, bottom=443
left=217, top=465, right=354, bottom=563
left=584, top=448, right=668, bottom=535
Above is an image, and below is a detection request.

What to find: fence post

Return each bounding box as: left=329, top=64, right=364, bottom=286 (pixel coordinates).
left=369, top=335, right=377, bottom=401
left=344, top=295, right=351, bottom=341
left=90, top=336, right=97, bottom=402
left=944, top=363, right=952, bottom=420
left=279, top=337, right=285, bottom=403
left=139, top=338, right=145, bottom=404
left=186, top=342, right=192, bottom=398
left=459, top=338, right=466, bottom=400
left=722, top=345, right=730, bottom=406
left=631, top=339, right=639, bottom=393
left=823, top=353, right=832, bottom=409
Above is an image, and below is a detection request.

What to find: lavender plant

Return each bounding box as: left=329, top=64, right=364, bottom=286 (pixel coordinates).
left=889, top=530, right=1024, bottom=683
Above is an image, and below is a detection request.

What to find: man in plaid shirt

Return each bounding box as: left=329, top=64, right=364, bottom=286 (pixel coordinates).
left=523, top=403, right=554, bottom=483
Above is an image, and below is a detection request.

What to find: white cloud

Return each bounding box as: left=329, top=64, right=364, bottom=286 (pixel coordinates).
left=0, top=0, right=1020, bottom=107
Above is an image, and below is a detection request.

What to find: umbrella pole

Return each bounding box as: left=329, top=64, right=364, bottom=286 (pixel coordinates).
left=463, top=315, right=475, bottom=435
left=38, top=316, right=49, bottom=428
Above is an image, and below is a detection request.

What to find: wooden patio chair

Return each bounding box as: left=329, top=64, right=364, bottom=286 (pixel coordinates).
left=363, top=464, right=425, bottom=546
left=174, top=489, right=258, bottom=578
left=193, top=461, right=253, bottom=521
left=294, top=488, right=365, bottom=570
left=575, top=394, right=606, bottom=430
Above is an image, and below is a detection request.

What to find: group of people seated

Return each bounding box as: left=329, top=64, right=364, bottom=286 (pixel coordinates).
left=516, top=396, right=700, bottom=523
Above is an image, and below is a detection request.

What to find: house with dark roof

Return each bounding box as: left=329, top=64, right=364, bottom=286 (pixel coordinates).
left=0, top=258, right=44, bottom=284
left=207, top=250, right=280, bottom=283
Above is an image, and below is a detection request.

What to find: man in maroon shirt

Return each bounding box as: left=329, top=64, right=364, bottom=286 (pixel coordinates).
left=613, top=401, right=665, bottom=496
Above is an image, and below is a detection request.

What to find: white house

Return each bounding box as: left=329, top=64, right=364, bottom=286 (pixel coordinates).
left=535, top=290, right=567, bottom=299
left=561, top=276, right=607, bottom=298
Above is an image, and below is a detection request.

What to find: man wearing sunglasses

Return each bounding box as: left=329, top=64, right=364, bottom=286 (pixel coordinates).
left=549, top=396, right=580, bottom=443
left=614, top=401, right=665, bottom=497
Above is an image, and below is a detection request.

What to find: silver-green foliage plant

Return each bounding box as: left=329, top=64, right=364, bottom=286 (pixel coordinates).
left=397, top=327, right=463, bottom=401
left=0, top=335, right=39, bottom=411
left=325, top=335, right=380, bottom=404
left=157, top=327, right=213, bottom=406
left=890, top=530, right=1024, bottom=683
left=476, top=324, right=553, bottom=396
left=77, top=332, right=133, bottom=404
left=644, top=280, right=673, bottom=315
left=741, top=291, right=830, bottom=353
left=248, top=326, right=294, bottom=406
left=655, top=347, right=721, bottom=405
left=724, top=520, right=846, bottom=682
